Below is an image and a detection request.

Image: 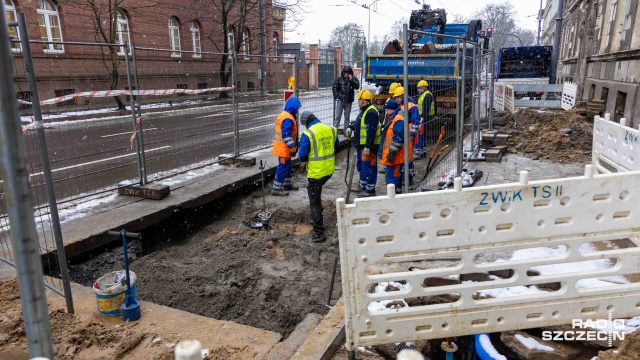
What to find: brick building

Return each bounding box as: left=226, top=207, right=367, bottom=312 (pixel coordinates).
left=542, top=0, right=640, bottom=124
left=4, top=0, right=292, bottom=106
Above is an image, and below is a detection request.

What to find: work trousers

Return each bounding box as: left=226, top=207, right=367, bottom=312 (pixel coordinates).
left=356, top=147, right=378, bottom=194
left=272, top=157, right=293, bottom=191
left=385, top=164, right=405, bottom=194
left=308, top=174, right=332, bottom=236
left=334, top=100, right=352, bottom=133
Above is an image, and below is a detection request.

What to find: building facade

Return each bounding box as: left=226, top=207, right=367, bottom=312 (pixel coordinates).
left=4, top=0, right=290, bottom=107
left=542, top=0, right=640, bottom=124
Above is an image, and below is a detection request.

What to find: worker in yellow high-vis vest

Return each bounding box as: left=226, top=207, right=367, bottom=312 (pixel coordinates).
left=346, top=90, right=381, bottom=197
left=298, top=111, right=339, bottom=243
left=416, top=80, right=435, bottom=157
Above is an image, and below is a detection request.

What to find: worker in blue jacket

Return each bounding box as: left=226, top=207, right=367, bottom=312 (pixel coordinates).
left=346, top=90, right=381, bottom=197
left=271, top=96, right=302, bottom=196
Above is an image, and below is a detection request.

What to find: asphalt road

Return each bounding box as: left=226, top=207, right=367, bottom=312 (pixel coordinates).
left=18, top=92, right=359, bottom=205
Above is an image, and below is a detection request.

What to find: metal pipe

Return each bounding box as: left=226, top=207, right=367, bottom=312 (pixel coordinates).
left=231, top=51, right=240, bottom=157
left=402, top=24, right=409, bottom=194
left=294, top=54, right=299, bottom=98
left=124, top=47, right=145, bottom=185
left=131, top=45, right=147, bottom=185
left=17, top=12, right=74, bottom=315
left=489, top=51, right=495, bottom=130
left=470, top=44, right=477, bottom=155
left=26, top=39, right=119, bottom=47
left=550, top=0, right=564, bottom=84
left=133, top=45, right=229, bottom=56
left=0, top=9, right=54, bottom=358
left=537, top=0, right=543, bottom=45
left=258, top=0, right=266, bottom=96
left=458, top=39, right=466, bottom=176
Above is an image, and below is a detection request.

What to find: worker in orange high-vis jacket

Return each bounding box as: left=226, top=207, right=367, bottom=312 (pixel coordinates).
left=378, top=99, right=413, bottom=193
left=271, top=96, right=302, bottom=196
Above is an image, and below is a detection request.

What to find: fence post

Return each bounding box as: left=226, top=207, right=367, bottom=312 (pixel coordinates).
left=293, top=55, right=299, bottom=99
left=457, top=39, right=467, bottom=176
left=470, top=43, right=478, bottom=155
left=131, top=45, right=147, bottom=184
left=489, top=51, right=495, bottom=130
left=231, top=50, right=239, bottom=157
left=124, top=47, right=146, bottom=185
left=0, top=9, right=54, bottom=358
left=16, top=12, right=74, bottom=315
left=402, top=24, right=410, bottom=194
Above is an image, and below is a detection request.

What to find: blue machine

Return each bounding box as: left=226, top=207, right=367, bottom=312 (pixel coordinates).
left=496, top=46, right=553, bottom=80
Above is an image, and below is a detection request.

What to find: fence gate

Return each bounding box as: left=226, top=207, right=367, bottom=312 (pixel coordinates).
left=337, top=169, right=640, bottom=350
left=318, top=63, right=335, bottom=88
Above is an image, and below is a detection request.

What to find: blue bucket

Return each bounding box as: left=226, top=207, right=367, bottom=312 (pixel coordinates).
left=93, top=270, right=137, bottom=316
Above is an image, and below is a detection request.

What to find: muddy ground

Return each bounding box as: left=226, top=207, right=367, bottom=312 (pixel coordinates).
left=493, top=107, right=594, bottom=164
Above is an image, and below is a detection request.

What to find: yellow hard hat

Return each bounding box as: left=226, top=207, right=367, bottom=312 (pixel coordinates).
left=393, top=86, right=405, bottom=97
left=417, top=80, right=429, bottom=88
left=388, top=83, right=400, bottom=94
left=357, top=89, right=373, bottom=100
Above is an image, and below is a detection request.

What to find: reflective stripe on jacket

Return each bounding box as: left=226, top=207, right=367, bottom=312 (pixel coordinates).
left=358, top=104, right=381, bottom=146
left=380, top=111, right=413, bottom=166
left=272, top=111, right=298, bottom=157
left=417, top=90, right=435, bottom=116
left=302, top=123, right=337, bottom=180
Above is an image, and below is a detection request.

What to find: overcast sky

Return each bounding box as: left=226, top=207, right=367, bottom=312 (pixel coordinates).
left=285, top=0, right=546, bottom=44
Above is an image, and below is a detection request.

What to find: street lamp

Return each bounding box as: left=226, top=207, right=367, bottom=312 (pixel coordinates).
left=362, top=0, right=381, bottom=57
left=358, top=25, right=366, bottom=84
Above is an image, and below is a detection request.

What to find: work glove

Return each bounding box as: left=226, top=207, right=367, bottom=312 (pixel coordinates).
left=386, top=152, right=395, bottom=163
left=290, top=149, right=297, bottom=157
left=363, top=147, right=370, bottom=157
left=345, top=128, right=353, bottom=139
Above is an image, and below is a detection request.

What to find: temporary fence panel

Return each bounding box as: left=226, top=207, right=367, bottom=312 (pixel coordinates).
left=512, top=84, right=563, bottom=109
left=561, top=82, right=578, bottom=110
left=338, top=168, right=640, bottom=350
left=494, top=83, right=505, bottom=112
left=592, top=116, right=640, bottom=173
left=503, top=83, right=515, bottom=112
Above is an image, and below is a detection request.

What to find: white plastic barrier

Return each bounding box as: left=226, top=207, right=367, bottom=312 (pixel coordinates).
left=493, top=83, right=514, bottom=113
left=337, top=168, right=640, bottom=350
left=593, top=116, right=640, bottom=173
left=561, top=82, right=578, bottom=110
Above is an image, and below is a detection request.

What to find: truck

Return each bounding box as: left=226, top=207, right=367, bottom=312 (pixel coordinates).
left=495, top=45, right=553, bottom=99
left=366, top=5, right=483, bottom=125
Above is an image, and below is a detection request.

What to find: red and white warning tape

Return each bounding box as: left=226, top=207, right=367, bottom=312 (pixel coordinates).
left=17, top=86, right=235, bottom=105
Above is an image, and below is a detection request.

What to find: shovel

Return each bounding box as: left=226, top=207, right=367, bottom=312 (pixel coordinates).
left=107, top=230, right=142, bottom=322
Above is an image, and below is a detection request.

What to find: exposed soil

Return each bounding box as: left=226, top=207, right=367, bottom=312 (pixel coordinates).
left=494, top=107, right=593, bottom=164
left=598, top=330, right=640, bottom=359
left=0, top=279, right=175, bottom=360
left=66, top=166, right=343, bottom=339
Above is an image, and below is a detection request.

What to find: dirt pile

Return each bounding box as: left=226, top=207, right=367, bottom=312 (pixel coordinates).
left=598, top=330, right=640, bottom=360
left=494, top=108, right=593, bottom=164
left=0, top=279, right=173, bottom=360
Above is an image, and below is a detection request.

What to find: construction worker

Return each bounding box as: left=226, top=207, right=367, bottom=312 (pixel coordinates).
left=346, top=90, right=381, bottom=197
left=416, top=80, right=435, bottom=157
left=382, top=82, right=401, bottom=126
left=271, top=96, right=302, bottom=196
left=332, top=65, right=360, bottom=134
left=378, top=99, right=413, bottom=193
left=298, top=111, right=339, bottom=243
left=393, top=86, right=419, bottom=184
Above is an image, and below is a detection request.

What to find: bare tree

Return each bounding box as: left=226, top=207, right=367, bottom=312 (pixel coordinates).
left=273, top=0, right=309, bottom=33
left=61, top=0, right=155, bottom=109
left=473, top=2, right=517, bottom=50
left=389, top=18, right=408, bottom=41
left=329, top=23, right=366, bottom=65
left=451, top=13, right=469, bottom=24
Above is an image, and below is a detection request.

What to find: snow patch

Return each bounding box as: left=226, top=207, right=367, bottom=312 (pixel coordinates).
left=478, top=334, right=506, bottom=360
left=514, top=333, right=554, bottom=352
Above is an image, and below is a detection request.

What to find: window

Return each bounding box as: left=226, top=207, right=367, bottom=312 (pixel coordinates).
left=242, top=28, right=250, bottom=57
left=5, top=0, right=21, bottom=52
left=247, top=81, right=255, bottom=92
left=37, top=0, right=63, bottom=53
left=168, top=17, right=181, bottom=57
left=273, top=32, right=278, bottom=56
left=116, top=10, right=131, bottom=55
left=176, top=83, right=188, bottom=96
left=604, top=2, right=617, bottom=52
left=615, top=91, right=627, bottom=122
left=227, top=29, right=235, bottom=53
left=191, top=21, right=201, bottom=58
